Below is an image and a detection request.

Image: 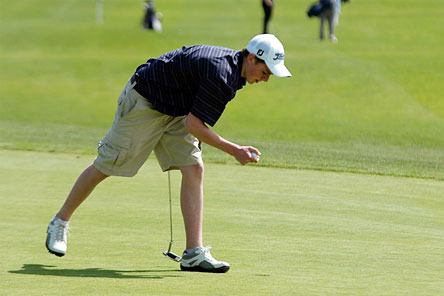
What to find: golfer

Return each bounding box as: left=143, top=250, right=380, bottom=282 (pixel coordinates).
left=46, top=34, right=291, bottom=273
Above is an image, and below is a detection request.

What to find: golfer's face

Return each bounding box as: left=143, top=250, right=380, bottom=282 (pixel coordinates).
left=245, top=55, right=272, bottom=84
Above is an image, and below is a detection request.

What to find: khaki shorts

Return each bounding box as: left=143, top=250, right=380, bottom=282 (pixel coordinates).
left=93, top=80, right=202, bottom=177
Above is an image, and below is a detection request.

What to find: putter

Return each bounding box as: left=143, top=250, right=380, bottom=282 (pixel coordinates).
left=163, top=171, right=182, bottom=262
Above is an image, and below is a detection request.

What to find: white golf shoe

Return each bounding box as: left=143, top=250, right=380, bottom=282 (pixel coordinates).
left=329, top=34, right=338, bottom=43
left=180, top=246, right=230, bottom=273
left=45, top=217, right=69, bottom=257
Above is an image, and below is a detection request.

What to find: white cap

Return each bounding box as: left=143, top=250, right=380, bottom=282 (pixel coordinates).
left=246, top=34, right=291, bottom=78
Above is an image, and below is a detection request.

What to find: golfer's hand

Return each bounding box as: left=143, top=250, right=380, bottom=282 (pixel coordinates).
left=234, top=146, right=261, bottom=165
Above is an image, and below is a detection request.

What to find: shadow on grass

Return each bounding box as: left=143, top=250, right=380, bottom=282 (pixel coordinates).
left=9, top=264, right=182, bottom=279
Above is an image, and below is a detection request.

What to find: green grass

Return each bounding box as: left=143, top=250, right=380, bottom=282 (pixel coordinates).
left=1, top=150, right=443, bottom=295
left=1, top=0, right=443, bottom=179
left=1, top=1, right=444, bottom=294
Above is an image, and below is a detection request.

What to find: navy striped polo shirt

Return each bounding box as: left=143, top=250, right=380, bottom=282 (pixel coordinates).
left=132, top=45, right=246, bottom=127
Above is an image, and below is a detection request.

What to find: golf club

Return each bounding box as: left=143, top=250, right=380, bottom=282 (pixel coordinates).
left=163, top=171, right=182, bottom=262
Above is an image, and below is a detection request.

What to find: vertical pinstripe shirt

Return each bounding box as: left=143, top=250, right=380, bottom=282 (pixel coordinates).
left=132, top=45, right=246, bottom=127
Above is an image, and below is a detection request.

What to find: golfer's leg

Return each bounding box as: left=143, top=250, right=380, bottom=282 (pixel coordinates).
left=56, top=165, right=108, bottom=221
left=179, top=164, right=204, bottom=249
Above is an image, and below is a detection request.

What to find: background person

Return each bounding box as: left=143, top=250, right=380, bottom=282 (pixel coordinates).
left=262, top=0, right=274, bottom=33
left=319, top=0, right=337, bottom=42
left=307, top=0, right=349, bottom=42
left=45, top=34, right=291, bottom=273
left=142, top=0, right=162, bottom=32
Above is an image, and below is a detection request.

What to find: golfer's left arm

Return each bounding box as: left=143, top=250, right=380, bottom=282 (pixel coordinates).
left=185, top=113, right=260, bottom=165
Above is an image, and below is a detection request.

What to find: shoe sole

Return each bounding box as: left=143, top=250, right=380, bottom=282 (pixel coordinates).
left=45, top=245, right=65, bottom=257
left=180, top=264, right=230, bottom=273
left=45, top=235, right=65, bottom=257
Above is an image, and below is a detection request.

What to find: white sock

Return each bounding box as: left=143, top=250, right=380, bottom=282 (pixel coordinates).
left=53, top=216, right=68, bottom=226
left=185, top=247, right=202, bottom=254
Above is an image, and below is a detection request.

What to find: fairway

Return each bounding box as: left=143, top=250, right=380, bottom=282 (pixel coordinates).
left=1, top=0, right=443, bottom=179
left=1, top=150, right=443, bottom=295
left=1, top=0, right=444, bottom=295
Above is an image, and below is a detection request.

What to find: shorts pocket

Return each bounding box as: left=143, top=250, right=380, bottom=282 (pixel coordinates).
left=97, top=136, right=131, bottom=168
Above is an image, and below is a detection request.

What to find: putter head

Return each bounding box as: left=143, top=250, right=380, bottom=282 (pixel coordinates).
left=163, top=251, right=182, bottom=262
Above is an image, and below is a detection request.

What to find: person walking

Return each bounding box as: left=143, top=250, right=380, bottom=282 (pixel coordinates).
left=45, top=34, right=291, bottom=273
left=142, top=0, right=162, bottom=32
left=318, top=0, right=349, bottom=42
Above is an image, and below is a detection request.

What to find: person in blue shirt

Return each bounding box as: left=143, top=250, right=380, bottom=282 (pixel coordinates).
left=45, top=34, right=291, bottom=273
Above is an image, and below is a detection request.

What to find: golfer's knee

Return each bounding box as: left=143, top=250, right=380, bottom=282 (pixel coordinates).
left=180, top=163, right=204, bottom=181
left=86, top=165, right=109, bottom=183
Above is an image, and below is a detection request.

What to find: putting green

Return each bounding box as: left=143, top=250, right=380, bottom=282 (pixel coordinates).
left=1, top=150, right=442, bottom=295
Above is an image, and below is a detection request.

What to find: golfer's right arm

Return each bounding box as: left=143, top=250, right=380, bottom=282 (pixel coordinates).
left=185, top=113, right=260, bottom=165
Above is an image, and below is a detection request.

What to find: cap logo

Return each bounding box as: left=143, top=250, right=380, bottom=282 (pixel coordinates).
left=273, top=53, right=285, bottom=61
left=256, top=49, right=265, bottom=56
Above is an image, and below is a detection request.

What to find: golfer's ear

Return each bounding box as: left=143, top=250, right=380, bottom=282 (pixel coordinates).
left=247, top=53, right=256, bottom=63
